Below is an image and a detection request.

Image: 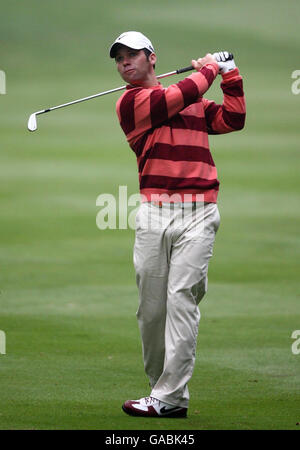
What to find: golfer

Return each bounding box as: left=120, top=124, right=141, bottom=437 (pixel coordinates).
left=110, top=31, right=246, bottom=418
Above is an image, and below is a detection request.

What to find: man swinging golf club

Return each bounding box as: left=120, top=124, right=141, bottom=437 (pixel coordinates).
left=110, top=31, right=246, bottom=418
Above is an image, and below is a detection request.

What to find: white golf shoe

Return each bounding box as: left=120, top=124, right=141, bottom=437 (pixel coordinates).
left=122, top=396, right=187, bottom=418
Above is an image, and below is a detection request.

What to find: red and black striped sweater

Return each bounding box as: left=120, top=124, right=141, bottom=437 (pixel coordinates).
left=116, top=61, right=246, bottom=203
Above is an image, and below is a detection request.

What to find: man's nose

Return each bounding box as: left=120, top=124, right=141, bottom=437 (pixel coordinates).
left=122, top=56, right=130, bottom=66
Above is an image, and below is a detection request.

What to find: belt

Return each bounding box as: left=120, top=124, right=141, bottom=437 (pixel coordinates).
left=150, top=201, right=197, bottom=210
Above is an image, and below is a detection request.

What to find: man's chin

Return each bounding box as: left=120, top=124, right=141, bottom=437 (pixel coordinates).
left=129, top=80, right=143, bottom=86
left=122, top=74, right=142, bottom=86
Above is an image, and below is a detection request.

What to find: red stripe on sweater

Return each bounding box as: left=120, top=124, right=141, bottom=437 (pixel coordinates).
left=177, top=78, right=199, bottom=107
left=138, top=143, right=215, bottom=173
left=222, top=108, right=245, bottom=130
left=140, top=174, right=220, bottom=191
left=131, top=131, right=153, bottom=157
left=150, top=89, right=168, bottom=128
left=204, top=102, right=221, bottom=134
left=221, top=79, right=244, bottom=97
left=168, top=114, right=207, bottom=132
left=142, top=159, right=218, bottom=180
left=200, top=66, right=216, bottom=86
left=119, top=89, right=140, bottom=135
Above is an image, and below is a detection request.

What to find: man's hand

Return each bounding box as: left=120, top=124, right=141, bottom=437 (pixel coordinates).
left=213, top=51, right=236, bottom=74
left=191, top=53, right=217, bottom=71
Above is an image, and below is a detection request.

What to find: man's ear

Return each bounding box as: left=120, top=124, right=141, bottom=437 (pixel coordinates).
left=149, top=52, right=157, bottom=67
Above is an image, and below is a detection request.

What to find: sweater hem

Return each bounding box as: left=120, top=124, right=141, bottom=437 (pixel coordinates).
left=139, top=188, right=218, bottom=203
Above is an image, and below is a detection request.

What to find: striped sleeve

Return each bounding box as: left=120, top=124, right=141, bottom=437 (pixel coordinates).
left=203, top=68, right=246, bottom=134
left=116, top=62, right=219, bottom=142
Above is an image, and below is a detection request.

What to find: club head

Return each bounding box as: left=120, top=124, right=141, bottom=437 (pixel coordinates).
left=27, top=113, right=37, bottom=132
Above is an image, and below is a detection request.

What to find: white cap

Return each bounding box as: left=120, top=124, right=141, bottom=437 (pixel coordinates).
left=109, top=31, right=155, bottom=58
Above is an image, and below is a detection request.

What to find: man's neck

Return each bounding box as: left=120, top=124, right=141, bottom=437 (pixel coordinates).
left=131, top=72, right=159, bottom=89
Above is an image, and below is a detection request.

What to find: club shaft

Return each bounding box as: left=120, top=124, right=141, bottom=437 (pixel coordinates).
left=36, top=65, right=194, bottom=116
left=39, top=85, right=126, bottom=114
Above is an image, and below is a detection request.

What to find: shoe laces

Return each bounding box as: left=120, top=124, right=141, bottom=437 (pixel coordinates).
left=144, top=396, right=158, bottom=405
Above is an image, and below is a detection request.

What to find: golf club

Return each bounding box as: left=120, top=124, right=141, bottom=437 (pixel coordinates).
left=27, top=65, right=194, bottom=132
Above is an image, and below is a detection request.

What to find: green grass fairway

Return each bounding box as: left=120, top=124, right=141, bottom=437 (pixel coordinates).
left=1, top=0, right=299, bottom=430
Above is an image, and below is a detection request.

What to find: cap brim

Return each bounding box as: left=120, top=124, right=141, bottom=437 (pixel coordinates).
left=110, top=42, right=143, bottom=58
left=109, top=43, right=122, bottom=58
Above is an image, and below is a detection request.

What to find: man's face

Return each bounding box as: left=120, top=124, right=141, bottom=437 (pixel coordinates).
left=115, top=46, right=156, bottom=85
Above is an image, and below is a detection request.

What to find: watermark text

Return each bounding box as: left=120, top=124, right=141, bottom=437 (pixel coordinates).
left=0, top=70, right=6, bottom=94
left=291, top=70, right=300, bottom=95
left=96, top=186, right=205, bottom=232
left=291, top=330, right=300, bottom=355
left=0, top=330, right=6, bottom=354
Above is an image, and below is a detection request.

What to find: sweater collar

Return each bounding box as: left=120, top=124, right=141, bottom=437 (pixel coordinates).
left=126, top=82, right=162, bottom=90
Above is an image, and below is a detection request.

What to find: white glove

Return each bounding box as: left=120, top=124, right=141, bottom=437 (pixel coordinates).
left=213, top=51, right=236, bottom=74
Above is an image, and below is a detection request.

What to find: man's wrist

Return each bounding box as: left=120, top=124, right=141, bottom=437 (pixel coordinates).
left=204, top=61, right=219, bottom=76
left=221, top=67, right=240, bottom=80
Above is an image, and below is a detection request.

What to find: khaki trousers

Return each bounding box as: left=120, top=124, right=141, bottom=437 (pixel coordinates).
left=133, top=201, right=220, bottom=408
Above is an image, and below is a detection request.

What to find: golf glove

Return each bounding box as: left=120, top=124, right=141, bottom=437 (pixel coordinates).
left=213, top=51, right=236, bottom=74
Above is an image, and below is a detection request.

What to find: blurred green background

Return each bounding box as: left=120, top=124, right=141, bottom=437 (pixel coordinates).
left=0, top=0, right=299, bottom=430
